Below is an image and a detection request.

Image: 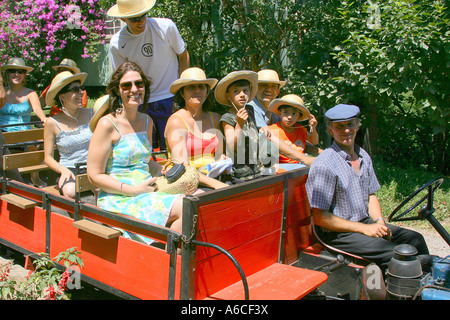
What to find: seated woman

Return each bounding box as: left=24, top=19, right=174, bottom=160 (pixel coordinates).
left=164, top=67, right=229, bottom=189
left=43, top=71, right=92, bottom=198
left=87, top=61, right=183, bottom=244
left=0, top=57, right=47, bottom=187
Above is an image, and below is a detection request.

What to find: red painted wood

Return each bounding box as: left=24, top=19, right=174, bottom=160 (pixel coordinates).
left=208, top=263, right=328, bottom=300
left=195, top=231, right=281, bottom=299
left=49, top=213, right=181, bottom=299
left=283, top=175, right=314, bottom=264
left=0, top=201, right=46, bottom=253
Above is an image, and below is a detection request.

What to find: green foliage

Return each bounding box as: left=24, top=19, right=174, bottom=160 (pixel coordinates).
left=374, top=157, right=449, bottom=231
left=103, top=0, right=449, bottom=173
left=0, top=247, right=83, bottom=300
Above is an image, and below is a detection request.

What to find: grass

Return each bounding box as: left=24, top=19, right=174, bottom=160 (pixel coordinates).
left=374, top=156, right=449, bottom=232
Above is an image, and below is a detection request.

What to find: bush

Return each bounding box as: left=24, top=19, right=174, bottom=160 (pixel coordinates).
left=0, top=0, right=107, bottom=90
left=0, top=247, right=83, bottom=300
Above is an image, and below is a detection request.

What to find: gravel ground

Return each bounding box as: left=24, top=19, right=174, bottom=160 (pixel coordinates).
left=413, top=226, right=450, bottom=257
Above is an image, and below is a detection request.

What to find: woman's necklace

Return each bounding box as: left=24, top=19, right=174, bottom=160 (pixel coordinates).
left=62, top=107, right=80, bottom=123
left=117, top=105, right=137, bottom=114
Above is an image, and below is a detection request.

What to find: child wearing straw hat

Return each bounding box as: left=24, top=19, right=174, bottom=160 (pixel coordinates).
left=268, top=94, right=318, bottom=165
left=107, top=0, right=190, bottom=151
left=215, top=70, right=266, bottom=181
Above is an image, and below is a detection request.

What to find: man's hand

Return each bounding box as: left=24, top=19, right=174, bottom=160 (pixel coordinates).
left=362, top=222, right=390, bottom=238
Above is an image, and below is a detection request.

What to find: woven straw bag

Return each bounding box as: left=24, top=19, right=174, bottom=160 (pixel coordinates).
left=155, top=160, right=199, bottom=195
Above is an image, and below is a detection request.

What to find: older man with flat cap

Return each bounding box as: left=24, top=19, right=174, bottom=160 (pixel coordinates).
left=306, top=104, right=430, bottom=271
left=108, top=0, right=190, bottom=150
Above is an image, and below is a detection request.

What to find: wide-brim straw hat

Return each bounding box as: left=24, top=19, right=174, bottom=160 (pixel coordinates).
left=269, top=94, right=310, bottom=121
left=107, top=0, right=155, bottom=18
left=89, top=95, right=110, bottom=132
left=52, top=58, right=81, bottom=74
left=46, top=71, right=88, bottom=107
left=214, top=70, right=258, bottom=107
left=257, top=69, right=286, bottom=88
left=0, top=57, right=33, bottom=73
left=169, top=67, right=218, bottom=95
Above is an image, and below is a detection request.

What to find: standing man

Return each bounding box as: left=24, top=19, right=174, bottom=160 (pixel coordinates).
left=108, top=0, right=190, bottom=150
left=306, top=104, right=430, bottom=271
left=247, top=69, right=285, bottom=130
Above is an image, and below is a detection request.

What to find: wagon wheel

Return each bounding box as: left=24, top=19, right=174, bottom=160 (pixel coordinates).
left=388, top=177, right=450, bottom=246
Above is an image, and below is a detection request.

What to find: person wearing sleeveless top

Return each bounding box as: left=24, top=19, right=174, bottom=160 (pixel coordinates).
left=87, top=61, right=184, bottom=243
left=165, top=67, right=229, bottom=190
left=43, top=71, right=92, bottom=199
left=0, top=57, right=47, bottom=131
left=0, top=57, right=47, bottom=187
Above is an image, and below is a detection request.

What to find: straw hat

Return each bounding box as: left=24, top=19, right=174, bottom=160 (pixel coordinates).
left=214, top=70, right=258, bottom=107
left=52, top=58, right=81, bottom=74
left=107, top=0, right=155, bottom=18
left=46, top=71, right=87, bottom=106
left=0, top=57, right=33, bottom=73
left=268, top=94, right=310, bottom=121
left=257, top=69, right=286, bottom=88
left=89, top=95, right=110, bottom=132
left=169, top=67, right=218, bottom=95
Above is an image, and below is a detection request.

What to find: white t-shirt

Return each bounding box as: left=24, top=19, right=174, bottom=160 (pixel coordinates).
left=109, top=18, right=186, bottom=103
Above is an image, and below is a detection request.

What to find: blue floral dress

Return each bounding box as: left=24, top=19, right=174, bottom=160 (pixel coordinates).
left=97, top=116, right=180, bottom=244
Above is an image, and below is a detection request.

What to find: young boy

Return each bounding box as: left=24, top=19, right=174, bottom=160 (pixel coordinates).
left=268, top=94, right=318, bottom=164
left=214, top=70, right=263, bottom=181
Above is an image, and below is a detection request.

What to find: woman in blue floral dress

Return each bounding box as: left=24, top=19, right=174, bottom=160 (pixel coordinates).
left=87, top=61, right=183, bottom=244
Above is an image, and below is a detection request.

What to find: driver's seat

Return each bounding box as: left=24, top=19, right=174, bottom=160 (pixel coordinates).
left=311, top=217, right=370, bottom=265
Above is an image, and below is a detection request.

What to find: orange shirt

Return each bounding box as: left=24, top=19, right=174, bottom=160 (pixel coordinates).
left=269, top=122, right=307, bottom=163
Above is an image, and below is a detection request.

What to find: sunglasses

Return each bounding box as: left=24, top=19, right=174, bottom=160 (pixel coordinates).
left=120, top=80, right=145, bottom=91
left=63, top=85, right=86, bottom=93
left=8, top=69, right=26, bottom=75
left=128, top=13, right=147, bottom=23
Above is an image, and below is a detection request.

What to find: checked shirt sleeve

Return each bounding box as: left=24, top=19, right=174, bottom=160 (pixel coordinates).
left=306, top=162, right=336, bottom=212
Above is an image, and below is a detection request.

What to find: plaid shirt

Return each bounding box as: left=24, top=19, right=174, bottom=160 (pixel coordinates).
left=306, top=142, right=380, bottom=223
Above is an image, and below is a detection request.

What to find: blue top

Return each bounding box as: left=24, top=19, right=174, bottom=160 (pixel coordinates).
left=52, top=109, right=93, bottom=169
left=306, top=142, right=380, bottom=227
left=247, top=98, right=280, bottom=129
left=0, top=89, right=32, bottom=131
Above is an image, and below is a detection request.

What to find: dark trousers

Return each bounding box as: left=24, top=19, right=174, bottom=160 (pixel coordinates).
left=317, top=217, right=429, bottom=271
left=139, top=97, right=174, bottom=150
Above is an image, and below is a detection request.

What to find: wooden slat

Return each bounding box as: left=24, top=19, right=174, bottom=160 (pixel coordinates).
left=73, top=220, right=121, bottom=240
left=0, top=193, right=39, bottom=209
left=18, top=164, right=49, bottom=174
left=208, top=263, right=328, bottom=300
left=75, top=173, right=96, bottom=193
left=2, top=128, right=44, bottom=144
left=41, top=185, right=60, bottom=195
left=3, top=150, right=45, bottom=171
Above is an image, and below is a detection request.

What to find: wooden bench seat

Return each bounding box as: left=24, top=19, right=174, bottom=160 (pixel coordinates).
left=3, top=150, right=49, bottom=174
left=208, top=263, right=328, bottom=300
left=0, top=193, right=39, bottom=209
left=73, top=219, right=121, bottom=240
left=2, top=127, right=44, bottom=144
